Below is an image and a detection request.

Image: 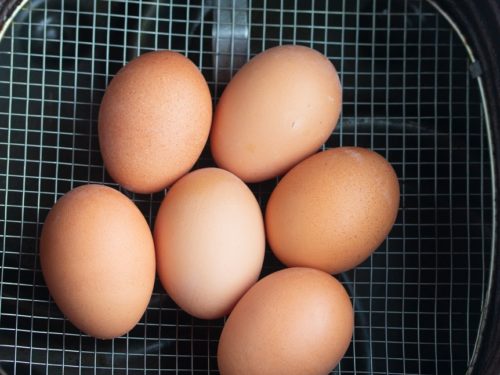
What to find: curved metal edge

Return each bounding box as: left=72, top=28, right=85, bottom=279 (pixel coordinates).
left=426, top=1, right=498, bottom=374
left=0, top=0, right=496, bottom=372
left=0, top=0, right=28, bottom=42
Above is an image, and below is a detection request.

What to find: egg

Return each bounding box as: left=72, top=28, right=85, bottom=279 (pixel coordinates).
left=210, top=44, right=342, bottom=182
left=39, top=184, right=156, bottom=339
left=154, top=168, right=265, bottom=319
left=98, top=50, right=212, bottom=194
left=265, top=147, right=400, bottom=274
left=217, top=267, right=353, bottom=375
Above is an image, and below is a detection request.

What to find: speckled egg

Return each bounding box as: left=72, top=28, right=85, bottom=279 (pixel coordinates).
left=98, top=50, right=212, bottom=194
left=265, top=147, right=400, bottom=274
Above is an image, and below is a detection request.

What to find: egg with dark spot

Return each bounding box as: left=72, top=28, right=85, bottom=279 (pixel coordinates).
left=211, top=45, right=342, bottom=183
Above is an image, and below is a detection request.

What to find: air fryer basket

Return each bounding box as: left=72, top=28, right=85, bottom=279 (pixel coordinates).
left=0, top=1, right=498, bottom=374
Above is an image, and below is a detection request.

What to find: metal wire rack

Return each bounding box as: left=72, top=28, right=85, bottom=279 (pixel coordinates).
left=0, top=0, right=493, bottom=374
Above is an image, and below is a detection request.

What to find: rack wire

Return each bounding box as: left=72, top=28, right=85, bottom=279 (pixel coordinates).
left=0, top=0, right=493, bottom=374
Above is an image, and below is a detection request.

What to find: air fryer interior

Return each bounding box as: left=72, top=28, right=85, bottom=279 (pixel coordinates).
left=0, top=1, right=494, bottom=374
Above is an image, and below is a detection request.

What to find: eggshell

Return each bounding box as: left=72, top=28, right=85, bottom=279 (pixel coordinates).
left=154, top=168, right=265, bottom=319
left=217, top=267, right=353, bottom=375
left=98, top=50, right=212, bottom=193
left=265, top=147, right=400, bottom=274
left=39, top=184, right=156, bottom=339
left=210, top=44, right=342, bottom=182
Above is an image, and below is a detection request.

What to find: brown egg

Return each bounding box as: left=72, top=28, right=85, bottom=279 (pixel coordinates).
left=98, top=50, right=212, bottom=194
left=154, top=168, right=265, bottom=319
left=39, top=184, right=156, bottom=339
left=265, top=147, right=400, bottom=274
left=210, top=44, right=342, bottom=182
left=217, top=267, right=353, bottom=375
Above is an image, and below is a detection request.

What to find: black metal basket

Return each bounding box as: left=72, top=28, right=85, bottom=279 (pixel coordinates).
left=1, top=1, right=499, bottom=374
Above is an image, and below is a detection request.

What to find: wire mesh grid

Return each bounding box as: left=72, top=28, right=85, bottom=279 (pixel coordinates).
left=0, top=0, right=493, bottom=374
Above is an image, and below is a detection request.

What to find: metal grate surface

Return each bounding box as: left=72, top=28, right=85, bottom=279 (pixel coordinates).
left=0, top=0, right=493, bottom=374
